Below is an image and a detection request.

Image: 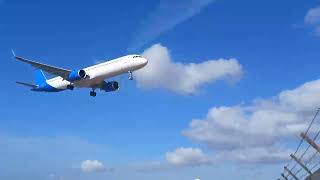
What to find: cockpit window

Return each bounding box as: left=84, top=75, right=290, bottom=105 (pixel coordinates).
left=133, top=55, right=142, bottom=58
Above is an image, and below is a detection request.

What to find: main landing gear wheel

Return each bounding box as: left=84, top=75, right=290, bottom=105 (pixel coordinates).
left=67, top=85, right=74, bottom=90
left=128, top=71, right=133, bottom=80
left=90, top=91, right=96, bottom=97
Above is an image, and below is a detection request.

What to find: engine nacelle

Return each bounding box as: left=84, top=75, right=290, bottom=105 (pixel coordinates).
left=67, top=69, right=86, bottom=82
left=101, top=81, right=120, bottom=92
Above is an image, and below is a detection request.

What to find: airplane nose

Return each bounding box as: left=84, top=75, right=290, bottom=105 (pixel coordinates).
left=142, top=58, right=148, bottom=65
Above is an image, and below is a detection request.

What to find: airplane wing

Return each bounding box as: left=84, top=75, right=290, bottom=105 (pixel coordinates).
left=15, top=55, right=71, bottom=78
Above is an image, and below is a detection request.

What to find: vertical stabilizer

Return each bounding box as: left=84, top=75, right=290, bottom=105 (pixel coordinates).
left=35, top=69, right=47, bottom=85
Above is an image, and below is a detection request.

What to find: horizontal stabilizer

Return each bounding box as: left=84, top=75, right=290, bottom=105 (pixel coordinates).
left=16, top=81, right=38, bottom=89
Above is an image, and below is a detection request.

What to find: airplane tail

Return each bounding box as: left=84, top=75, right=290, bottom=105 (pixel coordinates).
left=35, top=69, right=47, bottom=85
left=16, top=69, right=47, bottom=90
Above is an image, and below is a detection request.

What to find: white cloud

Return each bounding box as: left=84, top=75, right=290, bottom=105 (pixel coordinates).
left=174, top=79, right=320, bottom=166
left=279, top=79, right=320, bottom=110
left=128, top=0, right=215, bottom=51
left=80, top=160, right=106, bottom=173
left=136, top=44, right=243, bottom=94
left=164, top=146, right=290, bottom=167
left=215, top=147, right=291, bottom=164
left=305, top=7, right=320, bottom=25
left=305, top=7, right=320, bottom=36
left=184, top=106, right=298, bottom=150
left=165, top=147, right=212, bottom=166
left=184, top=79, right=320, bottom=149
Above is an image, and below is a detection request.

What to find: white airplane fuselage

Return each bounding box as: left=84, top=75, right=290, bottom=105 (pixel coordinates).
left=44, top=55, right=148, bottom=91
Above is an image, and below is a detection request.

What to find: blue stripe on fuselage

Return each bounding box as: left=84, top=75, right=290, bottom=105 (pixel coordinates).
left=32, top=82, right=64, bottom=92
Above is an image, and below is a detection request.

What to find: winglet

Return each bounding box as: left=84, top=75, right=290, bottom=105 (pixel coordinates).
left=11, top=49, right=16, bottom=58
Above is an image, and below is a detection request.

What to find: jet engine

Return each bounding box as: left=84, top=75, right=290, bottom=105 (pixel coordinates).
left=101, top=81, right=120, bottom=92
left=67, top=70, right=86, bottom=82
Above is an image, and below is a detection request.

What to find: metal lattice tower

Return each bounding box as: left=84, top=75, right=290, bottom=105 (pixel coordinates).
left=278, top=108, right=320, bottom=180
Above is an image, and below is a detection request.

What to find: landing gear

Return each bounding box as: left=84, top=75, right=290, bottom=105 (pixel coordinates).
left=67, top=85, right=74, bottom=90
left=128, top=71, right=133, bottom=80
left=90, top=91, right=96, bottom=97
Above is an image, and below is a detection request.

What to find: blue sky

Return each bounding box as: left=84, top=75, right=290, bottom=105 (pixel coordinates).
left=1, top=0, right=320, bottom=179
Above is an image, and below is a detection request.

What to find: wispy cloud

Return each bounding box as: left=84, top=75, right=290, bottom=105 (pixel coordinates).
left=164, top=146, right=291, bottom=167
left=305, top=6, right=320, bottom=36
left=128, top=0, right=215, bottom=51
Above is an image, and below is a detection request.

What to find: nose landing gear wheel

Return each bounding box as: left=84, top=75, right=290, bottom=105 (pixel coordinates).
left=128, top=71, right=133, bottom=80
left=90, top=91, right=96, bottom=97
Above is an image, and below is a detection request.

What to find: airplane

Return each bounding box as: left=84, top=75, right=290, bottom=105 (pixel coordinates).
left=14, top=51, right=148, bottom=97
